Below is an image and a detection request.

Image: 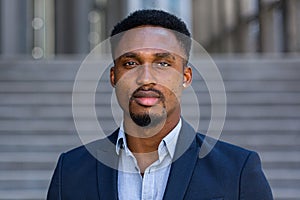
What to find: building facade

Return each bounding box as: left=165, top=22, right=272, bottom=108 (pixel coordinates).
left=0, top=0, right=299, bottom=58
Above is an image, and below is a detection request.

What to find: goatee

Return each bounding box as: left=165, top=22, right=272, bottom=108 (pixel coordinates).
left=129, top=112, right=166, bottom=127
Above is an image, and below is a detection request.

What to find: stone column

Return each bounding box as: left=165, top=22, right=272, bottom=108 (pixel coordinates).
left=0, top=0, right=33, bottom=56
left=55, top=0, right=93, bottom=54
left=258, top=0, right=276, bottom=52
left=283, top=0, right=300, bottom=52
left=192, top=0, right=213, bottom=48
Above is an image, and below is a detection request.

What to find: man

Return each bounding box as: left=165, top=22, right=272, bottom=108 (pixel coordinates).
left=47, top=10, right=273, bottom=200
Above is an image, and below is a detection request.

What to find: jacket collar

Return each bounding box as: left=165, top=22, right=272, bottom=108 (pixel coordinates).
left=96, top=120, right=199, bottom=200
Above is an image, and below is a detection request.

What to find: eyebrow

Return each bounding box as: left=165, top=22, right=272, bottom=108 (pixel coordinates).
left=117, top=52, right=176, bottom=61
left=119, top=52, right=138, bottom=59
left=154, top=52, right=176, bottom=60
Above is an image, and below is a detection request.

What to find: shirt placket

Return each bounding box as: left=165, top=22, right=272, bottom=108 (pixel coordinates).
left=141, top=167, right=155, bottom=200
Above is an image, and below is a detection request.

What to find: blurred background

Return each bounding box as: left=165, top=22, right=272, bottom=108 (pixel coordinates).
left=1, top=0, right=300, bottom=56
left=0, top=0, right=299, bottom=199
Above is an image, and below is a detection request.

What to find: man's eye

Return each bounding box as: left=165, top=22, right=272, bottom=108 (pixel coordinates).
left=157, top=62, right=171, bottom=67
left=124, top=61, right=137, bottom=66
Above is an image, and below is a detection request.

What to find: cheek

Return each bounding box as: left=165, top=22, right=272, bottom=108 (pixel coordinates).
left=115, top=68, right=138, bottom=84
left=160, top=75, right=183, bottom=97
left=160, top=80, right=183, bottom=107
left=114, top=70, right=138, bottom=107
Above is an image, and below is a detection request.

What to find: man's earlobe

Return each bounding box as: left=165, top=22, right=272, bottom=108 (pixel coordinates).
left=110, top=67, right=116, bottom=87
left=183, top=66, right=192, bottom=88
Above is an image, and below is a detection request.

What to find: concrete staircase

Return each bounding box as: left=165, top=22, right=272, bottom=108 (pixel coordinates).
left=0, top=56, right=299, bottom=200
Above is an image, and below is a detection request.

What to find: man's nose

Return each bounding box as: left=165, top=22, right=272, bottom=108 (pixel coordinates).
left=136, top=64, right=157, bottom=85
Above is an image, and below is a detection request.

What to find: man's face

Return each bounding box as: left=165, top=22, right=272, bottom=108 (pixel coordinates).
left=110, top=26, right=192, bottom=128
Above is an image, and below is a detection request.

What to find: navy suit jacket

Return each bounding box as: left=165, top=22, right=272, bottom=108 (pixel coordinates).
left=47, top=120, right=273, bottom=200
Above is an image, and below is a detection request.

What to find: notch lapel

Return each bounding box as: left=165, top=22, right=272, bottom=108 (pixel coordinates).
left=163, top=120, right=200, bottom=200
left=96, top=130, right=119, bottom=200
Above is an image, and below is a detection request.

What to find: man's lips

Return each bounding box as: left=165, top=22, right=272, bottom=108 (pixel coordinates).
left=134, top=97, right=160, bottom=106
left=131, top=90, right=161, bottom=106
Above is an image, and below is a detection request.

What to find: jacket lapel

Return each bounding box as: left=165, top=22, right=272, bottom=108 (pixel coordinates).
left=163, top=120, right=200, bottom=200
left=96, top=130, right=119, bottom=200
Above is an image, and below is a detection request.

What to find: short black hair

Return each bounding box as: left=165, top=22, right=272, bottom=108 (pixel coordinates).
left=110, top=9, right=191, bottom=60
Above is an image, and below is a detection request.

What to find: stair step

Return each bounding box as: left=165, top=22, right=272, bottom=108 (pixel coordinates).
left=0, top=152, right=59, bottom=163
left=272, top=188, right=300, bottom=200
left=265, top=169, right=300, bottom=180
left=0, top=105, right=300, bottom=119
left=0, top=134, right=298, bottom=147
left=0, top=189, right=45, bottom=200
left=0, top=119, right=300, bottom=132
left=260, top=151, right=300, bottom=163
left=1, top=80, right=300, bottom=93
left=1, top=92, right=300, bottom=105
left=0, top=170, right=51, bottom=181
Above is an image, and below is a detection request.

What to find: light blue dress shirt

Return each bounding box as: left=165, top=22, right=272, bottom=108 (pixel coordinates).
left=116, top=119, right=182, bottom=200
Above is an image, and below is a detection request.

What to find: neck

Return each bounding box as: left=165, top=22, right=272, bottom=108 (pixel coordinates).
left=123, top=114, right=180, bottom=153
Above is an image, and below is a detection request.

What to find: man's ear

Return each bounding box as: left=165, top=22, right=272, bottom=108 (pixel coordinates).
left=183, top=66, right=192, bottom=88
left=110, top=66, right=116, bottom=87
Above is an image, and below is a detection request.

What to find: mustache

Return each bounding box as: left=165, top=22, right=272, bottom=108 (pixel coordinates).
left=130, top=87, right=164, bottom=100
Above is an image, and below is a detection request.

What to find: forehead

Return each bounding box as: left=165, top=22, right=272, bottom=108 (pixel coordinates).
left=113, top=26, right=185, bottom=59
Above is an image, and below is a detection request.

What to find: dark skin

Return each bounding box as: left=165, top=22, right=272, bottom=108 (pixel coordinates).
left=110, top=26, right=192, bottom=173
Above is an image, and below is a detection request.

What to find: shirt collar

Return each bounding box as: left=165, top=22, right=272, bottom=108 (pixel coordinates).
left=116, top=121, right=129, bottom=155
left=116, top=118, right=182, bottom=160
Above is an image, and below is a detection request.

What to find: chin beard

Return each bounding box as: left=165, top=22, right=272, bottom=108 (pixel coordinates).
left=129, top=112, right=166, bottom=127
